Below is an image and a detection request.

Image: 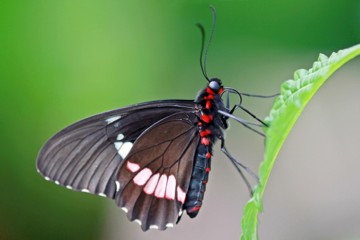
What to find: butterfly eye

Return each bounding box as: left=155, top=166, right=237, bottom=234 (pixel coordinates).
left=209, top=80, right=220, bottom=91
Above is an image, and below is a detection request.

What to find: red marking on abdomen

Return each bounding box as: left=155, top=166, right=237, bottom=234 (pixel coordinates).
left=201, top=114, right=213, bottom=123
left=201, top=137, right=210, bottom=146
left=206, top=100, right=211, bottom=109
left=205, top=152, right=211, bottom=159
left=200, top=129, right=211, bottom=137
left=189, top=205, right=201, bottom=213
left=205, top=167, right=211, bottom=172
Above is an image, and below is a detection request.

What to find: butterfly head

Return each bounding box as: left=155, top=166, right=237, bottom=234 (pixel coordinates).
left=208, top=78, right=224, bottom=94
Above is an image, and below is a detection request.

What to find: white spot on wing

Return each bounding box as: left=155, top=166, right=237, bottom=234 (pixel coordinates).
left=114, top=142, right=123, bottom=150
left=166, top=223, right=174, bottom=228
left=134, top=219, right=142, bottom=226
left=98, top=193, right=107, bottom=197
left=178, top=210, right=183, bottom=217
left=66, top=185, right=73, bottom=190
left=81, top=189, right=90, bottom=193
left=55, top=180, right=60, bottom=185
left=150, top=225, right=159, bottom=230
left=121, top=207, right=128, bottom=213
left=118, top=142, right=133, bottom=159
left=106, top=116, right=121, bottom=124
left=116, top=133, right=124, bottom=141
left=44, top=176, right=50, bottom=181
left=115, top=181, right=120, bottom=192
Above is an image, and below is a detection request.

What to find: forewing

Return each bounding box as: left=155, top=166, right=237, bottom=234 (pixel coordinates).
left=36, top=100, right=195, bottom=199
left=116, top=112, right=200, bottom=231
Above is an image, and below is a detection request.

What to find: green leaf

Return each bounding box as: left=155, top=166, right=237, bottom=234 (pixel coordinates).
left=240, top=44, right=360, bottom=240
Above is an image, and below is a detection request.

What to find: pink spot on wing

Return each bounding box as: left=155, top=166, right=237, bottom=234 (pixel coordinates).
left=143, top=173, right=160, bottom=195
left=165, top=175, right=176, bottom=200
left=133, top=168, right=152, bottom=186
left=154, top=174, right=168, bottom=198
left=126, top=161, right=140, bottom=172
left=177, top=186, right=186, bottom=204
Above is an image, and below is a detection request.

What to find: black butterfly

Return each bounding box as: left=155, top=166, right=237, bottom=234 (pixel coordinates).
left=36, top=7, right=270, bottom=231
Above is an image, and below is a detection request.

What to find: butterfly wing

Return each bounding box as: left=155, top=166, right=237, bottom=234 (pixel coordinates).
left=36, top=100, right=195, bottom=198
left=115, top=112, right=200, bottom=231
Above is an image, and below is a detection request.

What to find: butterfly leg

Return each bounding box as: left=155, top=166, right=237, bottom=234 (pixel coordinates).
left=219, top=136, right=259, bottom=196
left=240, top=92, right=280, bottom=98
left=218, top=110, right=265, bottom=137
left=222, top=87, right=269, bottom=128
left=230, top=104, right=268, bottom=127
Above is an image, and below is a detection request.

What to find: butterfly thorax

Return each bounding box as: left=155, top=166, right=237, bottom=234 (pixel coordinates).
left=183, top=79, right=228, bottom=218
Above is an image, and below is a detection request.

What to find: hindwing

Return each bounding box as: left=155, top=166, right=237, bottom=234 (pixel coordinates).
left=116, top=112, right=200, bottom=231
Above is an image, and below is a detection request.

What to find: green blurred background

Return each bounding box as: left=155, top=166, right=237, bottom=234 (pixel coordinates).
left=1, top=1, right=360, bottom=240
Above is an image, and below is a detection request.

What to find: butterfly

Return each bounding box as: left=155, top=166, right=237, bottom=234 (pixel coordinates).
left=36, top=7, right=269, bottom=231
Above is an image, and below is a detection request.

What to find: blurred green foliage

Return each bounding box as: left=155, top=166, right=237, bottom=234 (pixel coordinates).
left=0, top=0, right=359, bottom=239
left=242, top=44, right=360, bottom=240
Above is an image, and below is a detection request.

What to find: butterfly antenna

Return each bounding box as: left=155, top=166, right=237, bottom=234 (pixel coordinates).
left=196, top=23, right=209, bottom=82
left=203, top=5, right=217, bottom=79
left=196, top=5, right=217, bottom=82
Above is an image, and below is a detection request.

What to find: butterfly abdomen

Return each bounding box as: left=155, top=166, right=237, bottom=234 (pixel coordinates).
left=184, top=143, right=212, bottom=218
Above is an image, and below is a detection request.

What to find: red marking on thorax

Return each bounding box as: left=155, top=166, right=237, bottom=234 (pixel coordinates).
left=218, top=87, right=224, bottom=94
left=204, top=95, right=214, bottom=100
